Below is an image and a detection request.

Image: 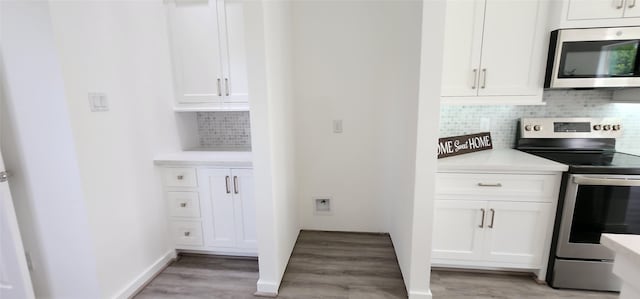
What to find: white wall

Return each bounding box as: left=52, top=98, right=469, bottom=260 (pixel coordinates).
left=292, top=0, right=425, bottom=233
left=46, top=1, right=182, bottom=298
left=393, top=1, right=447, bottom=298
left=244, top=0, right=300, bottom=295
left=0, top=1, right=102, bottom=297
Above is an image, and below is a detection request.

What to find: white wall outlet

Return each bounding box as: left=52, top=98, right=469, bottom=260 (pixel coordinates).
left=313, top=196, right=332, bottom=215
left=480, top=117, right=491, bottom=132
left=333, top=120, right=343, bottom=134
left=88, top=92, right=109, bottom=112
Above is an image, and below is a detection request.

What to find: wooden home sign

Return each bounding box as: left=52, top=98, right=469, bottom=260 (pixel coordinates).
left=437, top=132, right=493, bottom=159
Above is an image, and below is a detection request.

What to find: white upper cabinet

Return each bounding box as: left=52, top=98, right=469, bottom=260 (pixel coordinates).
left=441, top=0, right=484, bottom=97
left=167, top=0, right=249, bottom=111
left=567, top=0, right=626, bottom=20
left=479, top=0, right=543, bottom=97
left=218, top=1, right=249, bottom=103
left=554, top=0, right=640, bottom=28
left=441, top=0, right=549, bottom=105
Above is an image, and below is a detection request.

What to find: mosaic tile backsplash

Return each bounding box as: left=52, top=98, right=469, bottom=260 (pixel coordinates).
left=439, top=90, right=640, bottom=155
left=197, top=111, right=251, bottom=150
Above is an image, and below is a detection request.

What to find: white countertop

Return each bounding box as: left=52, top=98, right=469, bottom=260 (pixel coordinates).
left=601, top=234, right=640, bottom=261
left=154, top=151, right=252, bottom=167
left=437, top=149, right=568, bottom=172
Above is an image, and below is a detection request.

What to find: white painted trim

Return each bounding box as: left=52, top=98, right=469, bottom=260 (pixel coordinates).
left=113, top=249, right=177, bottom=299
left=409, top=289, right=433, bottom=299
left=256, top=279, right=279, bottom=296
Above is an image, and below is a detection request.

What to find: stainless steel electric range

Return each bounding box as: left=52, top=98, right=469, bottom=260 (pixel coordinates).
left=516, top=117, right=640, bottom=292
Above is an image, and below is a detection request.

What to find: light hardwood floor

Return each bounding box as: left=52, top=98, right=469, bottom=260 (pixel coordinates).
left=135, top=231, right=618, bottom=299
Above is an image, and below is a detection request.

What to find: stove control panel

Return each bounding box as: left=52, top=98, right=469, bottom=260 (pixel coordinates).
left=520, top=118, right=623, bottom=138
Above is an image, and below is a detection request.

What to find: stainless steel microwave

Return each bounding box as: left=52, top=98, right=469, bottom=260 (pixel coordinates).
left=545, top=26, right=640, bottom=89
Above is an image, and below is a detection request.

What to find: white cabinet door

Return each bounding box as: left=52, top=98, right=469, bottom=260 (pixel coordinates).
left=200, top=169, right=236, bottom=248
left=167, top=0, right=224, bottom=104
left=441, top=0, right=485, bottom=97
left=624, top=0, right=640, bottom=17
left=231, top=169, right=257, bottom=249
left=432, top=200, right=486, bottom=261
left=483, top=201, right=551, bottom=267
left=567, top=0, right=625, bottom=20
left=218, top=0, right=249, bottom=103
left=478, top=0, right=543, bottom=97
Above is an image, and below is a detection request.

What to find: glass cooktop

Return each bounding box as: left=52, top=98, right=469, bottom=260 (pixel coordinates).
left=525, top=151, right=640, bottom=175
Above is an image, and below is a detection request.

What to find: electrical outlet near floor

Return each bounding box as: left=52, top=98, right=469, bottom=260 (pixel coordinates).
left=313, top=196, right=332, bottom=215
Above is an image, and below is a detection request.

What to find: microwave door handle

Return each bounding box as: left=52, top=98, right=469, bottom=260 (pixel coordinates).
left=574, top=176, right=640, bottom=187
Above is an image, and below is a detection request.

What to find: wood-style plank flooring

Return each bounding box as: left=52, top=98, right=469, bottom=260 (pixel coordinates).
left=135, top=231, right=618, bottom=299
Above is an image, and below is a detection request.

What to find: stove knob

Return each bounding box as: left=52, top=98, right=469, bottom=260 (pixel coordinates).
left=524, top=125, right=532, bottom=131
left=593, top=124, right=602, bottom=131
left=603, top=125, right=612, bottom=131
left=612, top=124, right=621, bottom=131
left=533, top=125, right=541, bottom=131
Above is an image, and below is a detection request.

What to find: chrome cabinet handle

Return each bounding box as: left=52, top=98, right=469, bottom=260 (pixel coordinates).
left=489, top=209, right=495, bottom=228
left=478, top=183, right=502, bottom=187
left=180, top=202, right=187, bottom=208
left=225, top=176, right=231, bottom=194
left=479, top=208, right=485, bottom=228
left=217, top=78, right=222, bottom=96
left=233, top=176, right=239, bottom=194
left=629, top=0, right=636, bottom=8
left=617, top=0, right=624, bottom=9
left=225, top=78, right=230, bottom=96
left=481, top=68, right=487, bottom=89
left=472, top=69, right=478, bottom=89
left=184, top=231, right=191, bottom=237
left=177, top=175, right=184, bottom=180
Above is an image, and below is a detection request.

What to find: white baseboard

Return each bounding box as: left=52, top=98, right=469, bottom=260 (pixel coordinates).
left=113, top=249, right=177, bottom=299
left=256, top=279, right=279, bottom=296
left=409, top=289, right=432, bottom=299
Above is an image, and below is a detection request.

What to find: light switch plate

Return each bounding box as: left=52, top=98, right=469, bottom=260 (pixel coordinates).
left=89, top=92, right=109, bottom=112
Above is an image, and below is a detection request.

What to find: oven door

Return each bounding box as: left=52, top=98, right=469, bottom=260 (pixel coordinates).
left=546, top=27, right=640, bottom=88
left=556, top=174, right=640, bottom=260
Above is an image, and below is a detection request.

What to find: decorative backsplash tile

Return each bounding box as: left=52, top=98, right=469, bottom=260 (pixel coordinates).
left=197, top=111, right=251, bottom=150
left=440, top=90, right=640, bottom=155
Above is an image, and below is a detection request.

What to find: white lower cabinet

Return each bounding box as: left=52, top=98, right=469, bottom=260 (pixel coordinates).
left=162, top=166, right=256, bottom=255
left=199, top=168, right=257, bottom=250
left=483, top=201, right=551, bottom=266
left=433, top=200, right=486, bottom=261
left=433, top=172, right=560, bottom=276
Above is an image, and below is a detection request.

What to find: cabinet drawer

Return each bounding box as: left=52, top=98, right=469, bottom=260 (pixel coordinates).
left=167, top=192, right=201, bottom=218
left=436, top=173, right=557, bottom=200
left=163, top=167, right=197, bottom=187
left=171, top=220, right=203, bottom=246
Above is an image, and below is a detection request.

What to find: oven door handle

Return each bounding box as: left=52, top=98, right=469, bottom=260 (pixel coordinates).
left=574, top=176, right=640, bottom=187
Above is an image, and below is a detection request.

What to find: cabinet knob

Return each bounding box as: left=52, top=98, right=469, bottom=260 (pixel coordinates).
left=180, top=202, right=187, bottom=208
left=177, top=175, right=184, bottom=180
left=184, top=231, right=191, bottom=237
